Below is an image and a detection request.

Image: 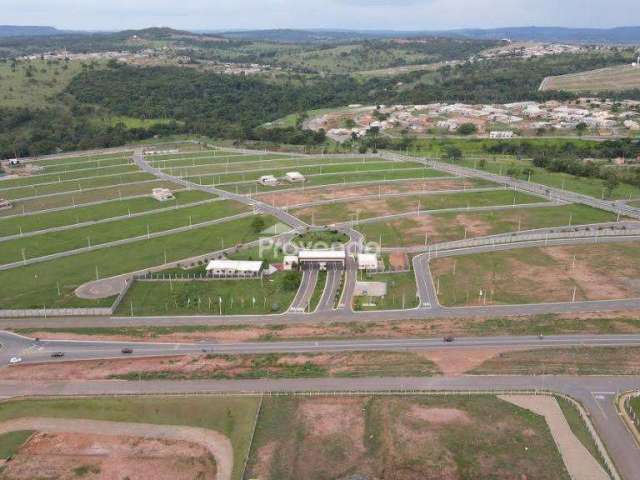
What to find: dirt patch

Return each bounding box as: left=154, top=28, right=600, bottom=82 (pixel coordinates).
left=408, top=406, right=472, bottom=425
left=3, top=431, right=216, bottom=480
left=420, top=347, right=523, bottom=375
left=298, top=398, right=366, bottom=441
left=454, top=213, right=492, bottom=237
left=389, top=251, right=409, bottom=270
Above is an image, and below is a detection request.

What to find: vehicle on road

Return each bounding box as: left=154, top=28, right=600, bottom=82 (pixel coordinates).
left=51, top=352, right=65, bottom=358
left=443, top=336, right=455, bottom=343
left=121, top=348, right=133, bottom=354
left=9, top=357, right=22, bottom=364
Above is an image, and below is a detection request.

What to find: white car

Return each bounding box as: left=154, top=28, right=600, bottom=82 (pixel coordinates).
left=9, top=357, right=22, bottom=364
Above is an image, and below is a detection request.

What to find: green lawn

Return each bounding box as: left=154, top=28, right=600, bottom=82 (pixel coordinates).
left=0, top=396, right=260, bottom=480
left=293, top=189, right=544, bottom=225
left=0, top=200, right=247, bottom=264
left=117, top=271, right=301, bottom=316
left=0, top=215, right=277, bottom=309
left=309, top=271, right=327, bottom=312
left=0, top=190, right=214, bottom=237
left=355, top=271, right=419, bottom=311
left=2, top=172, right=155, bottom=201
left=149, top=153, right=285, bottom=168
left=0, top=164, right=138, bottom=190
left=0, top=431, right=33, bottom=459
left=2, top=180, right=180, bottom=215
left=357, top=204, right=618, bottom=247
left=33, top=152, right=133, bottom=168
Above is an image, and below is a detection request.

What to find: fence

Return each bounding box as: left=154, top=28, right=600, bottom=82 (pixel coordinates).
left=0, top=308, right=112, bottom=318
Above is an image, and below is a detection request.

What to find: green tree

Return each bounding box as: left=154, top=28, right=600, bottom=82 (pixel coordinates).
left=458, top=123, right=478, bottom=135
left=251, top=216, right=266, bottom=233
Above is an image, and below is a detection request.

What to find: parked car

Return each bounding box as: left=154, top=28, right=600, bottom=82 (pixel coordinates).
left=121, top=348, right=133, bottom=354
left=51, top=352, right=65, bottom=358
left=443, top=336, right=455, bottom=343
left=9, top=357, right=22, bottom=364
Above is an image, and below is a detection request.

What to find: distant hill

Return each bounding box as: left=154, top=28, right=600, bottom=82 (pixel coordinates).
left=0, top=25, right=67, bottom=37
left=216, top=27, right=640, bottom=45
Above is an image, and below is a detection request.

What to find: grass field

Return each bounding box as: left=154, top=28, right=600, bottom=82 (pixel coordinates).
left=0, top=164, right=138, bottom=190
left=1, top=180, right=180, bottom=215
left=309, top=271, right=327, bottom=312
left=292, top=189, right=544, bottom=225
left=245, top=394, right=569, bottom=480
left=357, top=204, right=618, bottom=247
left=0, top=215, right=276, bottom=309
left=541, top=64, right=640, bottom=92
left=0, top=59, right=99, bottom=108
left=0, top=431, right=33, bottom=460
left=116, top=271, right=301, bottom=316
left=151, top=153, right=291, bottom=169
left=1, top=172, right=155, bottom=201
left=0, top=396, right=260, bottom=480
left=0, top=199, right=247, bottom=265
left=355, top=271, right=419, bottom=311
left=431, top=242, right=640, bottom=306
left=0, top=190, right=214, bottom=237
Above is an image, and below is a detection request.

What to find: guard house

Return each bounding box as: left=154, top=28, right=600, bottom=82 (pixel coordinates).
left=152, top=188, right=175, bottom=201
left=298, top=250, right=346, bottom=271
left=206, top=259, right=264, bottom=278
left=285, top=171, right=306, bottom=183
left=357, top=253, right=379, bottom=271
left=258, top=175, right=279, bottom=187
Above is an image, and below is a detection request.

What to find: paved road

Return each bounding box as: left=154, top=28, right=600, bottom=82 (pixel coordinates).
left=289, top=270, right=318, bottom=312
left=316, top=269, right=341, bottom=312
left=0, top=374, right=637, bottom=479
left=5, top=330, right=640, bottom=365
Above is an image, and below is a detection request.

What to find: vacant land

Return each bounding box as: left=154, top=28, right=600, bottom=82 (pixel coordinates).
left=0, top=215, right=276, bottom=309
left=245, top=395, right=569, bottom=480
left=256, top=177, right=494, bottom=207
left=541, top=64, right=640, bottom=92
left=0, top=190, right=214, bottom=237
left=474, top=346, right=640, bottom=375
left=358, top=204, right=618, bottom=247
left=292, top=189, right=542, bottom=225
left=0, top=199, right=247, bottom=264
left=0, top=396, right=259, bottom=480
left=0, top=351, right=440, bottom=381
left=1, top=180, right=181, bottom=215
left=431, top=242, right=640, bottom=306
left=355, top=271, right=419, bottom=311
left=117, top=272, right=301, bottom=316
left=2, top=431, right=217, bottom=480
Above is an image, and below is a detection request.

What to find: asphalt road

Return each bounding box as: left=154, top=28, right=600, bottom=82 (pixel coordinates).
left=289, top=269, right=318, bottom=312
left=0, top=374, right=637, bottom=479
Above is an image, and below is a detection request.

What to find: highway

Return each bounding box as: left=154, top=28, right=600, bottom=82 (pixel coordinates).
left=5, top=331, right=640, bottom=365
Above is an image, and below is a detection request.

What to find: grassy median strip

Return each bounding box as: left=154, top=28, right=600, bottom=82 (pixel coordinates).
left=0, top=199, right=247, bottom=265
left=0, top=396, right=259, bottom=480
left=0, top=214, right=276, bottom=309
left=0, top=190, right=214, bottom=237
left=308, top=271, right=327, bottom=312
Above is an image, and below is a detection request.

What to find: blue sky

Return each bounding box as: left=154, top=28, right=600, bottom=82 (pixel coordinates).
left=3, top=0, right=640, bottom=31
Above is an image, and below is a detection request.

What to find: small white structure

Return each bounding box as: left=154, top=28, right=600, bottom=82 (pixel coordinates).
left=8, top=159, right=21, bottom=167
left=357, top=253, right=379, bottom=271
left=489, top=131, right=515, bottom=139
left=152, top=188, right=175, bottom=201
left=0, top=198, right=12, bottom=210
left=258, top=175, right=279, bottom=187
left=206, top=259, right=264, bottom=278
left=285, top=171, right=306, bottom=183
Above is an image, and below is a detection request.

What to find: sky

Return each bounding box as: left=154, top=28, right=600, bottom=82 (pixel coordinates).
left=3, top=0, right=640, bottom=31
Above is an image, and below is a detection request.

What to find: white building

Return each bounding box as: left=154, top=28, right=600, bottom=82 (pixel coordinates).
left=624, top=120, right=640, bottom=131
left=283, top=250, right=347, bottom=271
left=283, top=255, right=299, bottom=271
left=258, top=175, right=279, bottom=187
left=206, top=259, right=264, bottom=278
left=285, top=171, right=306, bottom=183
left=357, top=253, right=379, bottom=271
left=152, top=188, right=175, bottom=201
left=489, top=131, right=515, bottom=139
